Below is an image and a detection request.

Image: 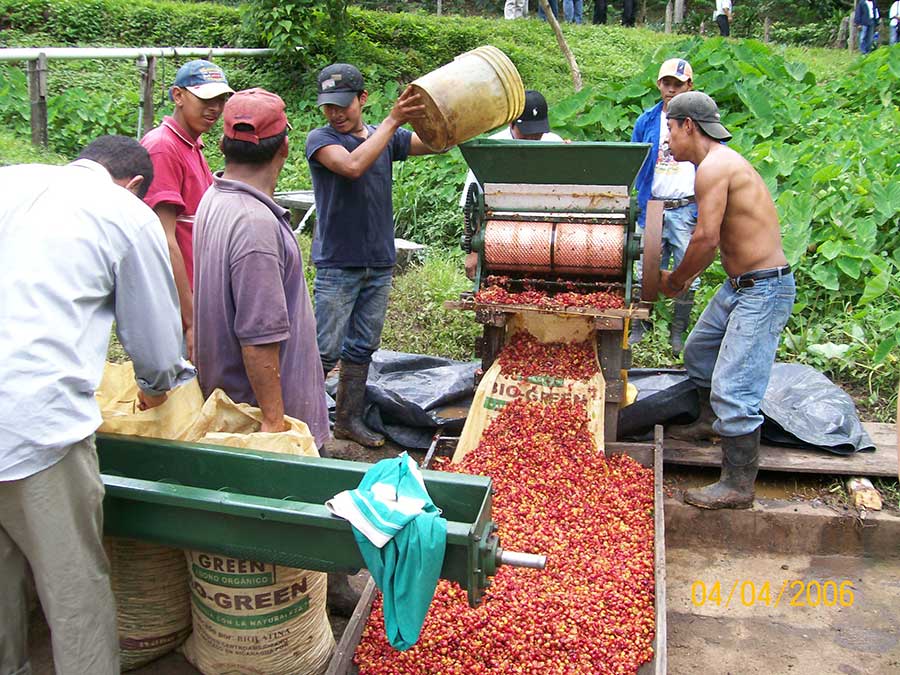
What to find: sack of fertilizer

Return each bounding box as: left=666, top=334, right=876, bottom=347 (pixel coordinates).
left=454, top=313, right=606, bottom=463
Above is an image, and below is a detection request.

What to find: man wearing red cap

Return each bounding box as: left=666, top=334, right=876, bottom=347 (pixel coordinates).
left=192, top=88, right=329, bottom=449
left=141, top=59, right=234, bottom=361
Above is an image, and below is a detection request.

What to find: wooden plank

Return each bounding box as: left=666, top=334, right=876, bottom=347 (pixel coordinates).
left=664, top=422, right=898, bottom=478
left=27, top=53, right=48, bottom=148
left=324, top=576, right=377, bottom=675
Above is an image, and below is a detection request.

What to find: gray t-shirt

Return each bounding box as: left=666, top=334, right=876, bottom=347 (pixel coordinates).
left=193, top=175, right=329, bottom=447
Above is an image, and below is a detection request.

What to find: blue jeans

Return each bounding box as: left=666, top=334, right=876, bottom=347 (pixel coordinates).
left=859, top=24, right=874, bottom=53
left=537, top=0, right=559, bottom=20
left=563, top=0, right=583, bottom=23
left=314, top=267, right=393, bottom=371
left=684, top=271, right=795, bottom=437
left=890, top=23, right=899, bottom=45
left=635, top=203, right=700, bottom=292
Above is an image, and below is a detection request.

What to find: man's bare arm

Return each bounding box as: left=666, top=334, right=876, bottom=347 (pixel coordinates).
left=313, top=86, right=426, bottom=179
left=664, top=164, right=728, bottom=295
left=241, top=343, right=289, bottom=433
left=154, top=203, right=194, bottom=358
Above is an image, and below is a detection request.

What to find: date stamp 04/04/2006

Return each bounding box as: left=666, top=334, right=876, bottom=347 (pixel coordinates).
left=691, top=579, right=856, bottom=609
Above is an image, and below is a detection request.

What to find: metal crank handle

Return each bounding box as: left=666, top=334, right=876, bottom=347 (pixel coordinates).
left=497, top=549, right=547, bottom=570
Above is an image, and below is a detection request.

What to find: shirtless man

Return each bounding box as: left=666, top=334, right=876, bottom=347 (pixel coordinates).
left=658, top=91, right=795, bottom=509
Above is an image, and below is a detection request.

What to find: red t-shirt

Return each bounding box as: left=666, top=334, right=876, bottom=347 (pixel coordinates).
left=141, top=116, right=214, bottom=289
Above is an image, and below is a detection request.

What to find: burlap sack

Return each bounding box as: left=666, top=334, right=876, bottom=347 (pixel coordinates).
left=454, top=314, right=606, bottom=463
left=96, top=362, right=202, bottom=669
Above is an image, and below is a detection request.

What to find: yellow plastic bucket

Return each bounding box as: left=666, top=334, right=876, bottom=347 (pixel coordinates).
left=409, top=45, right=525, bottom=153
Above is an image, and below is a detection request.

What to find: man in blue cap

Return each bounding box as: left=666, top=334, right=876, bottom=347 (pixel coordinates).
left=141, top=59, right=234, bottom=361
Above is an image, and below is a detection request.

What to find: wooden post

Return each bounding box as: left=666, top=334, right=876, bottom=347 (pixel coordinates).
left=665, top=1, right=672, bottom=33
left=837, top=16, right=849, bottom=48
left=27, top=53, right=48, bottom=149
left=763, top=16, right=771, bottom=43
left=138, top=55, right=157, bottom=139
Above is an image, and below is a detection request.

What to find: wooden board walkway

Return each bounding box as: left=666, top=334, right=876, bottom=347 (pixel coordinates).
left=664, top=422, right=898, bottom=478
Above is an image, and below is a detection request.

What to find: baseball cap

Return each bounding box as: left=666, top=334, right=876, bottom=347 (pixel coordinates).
left=171, top=60, right=234, bottom=100
left=224, top=88, right=291, bottom=144
left=317, top=64, right=365, bottom=107
left=657, top=58, right=693, bottom=83
left=666, top=91, right=732, bottom=141
left=514, top=90, right=550, bottom=135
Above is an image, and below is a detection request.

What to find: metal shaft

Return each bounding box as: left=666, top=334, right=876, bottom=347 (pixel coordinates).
left=497, top=549, right=547, bottom=570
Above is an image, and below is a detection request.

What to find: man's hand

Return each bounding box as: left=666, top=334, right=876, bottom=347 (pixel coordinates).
left=260, top=417, right=290, bottom=433
left=185, top=325, right=195, bottom=363
left=660, top=270, right=689, bottom=298
left=388, top=86, right=427, bottom=127
left=138, top=390, right=168, bottom=411
left=464, top=252, right=478, bottom=280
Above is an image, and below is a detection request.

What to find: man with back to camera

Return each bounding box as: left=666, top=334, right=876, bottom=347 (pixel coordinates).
left=141, top=59, right=234, bottom=360
left=192, top=87, right=330, bottom=448
left=0, top=135, right=195, bottom=674
left=459, top=89, right=563, bottom=279
left=630, top=58, right=699, bottom=356
left=306, top=64, right=442, bottom=448
left=658, top=91, right=794, bottom=510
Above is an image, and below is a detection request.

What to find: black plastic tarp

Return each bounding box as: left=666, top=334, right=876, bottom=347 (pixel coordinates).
left=325, top=350, right=479, bottom=449
left=619, top=364, right=875, bottom=454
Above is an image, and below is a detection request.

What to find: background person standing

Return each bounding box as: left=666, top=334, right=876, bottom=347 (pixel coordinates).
left=714, top=0, right=732, bottom=36
left=141, top=59, right=234, bottom=360
left=855, top=0, right=880, bottom=53
left=630, top=58, right=699, bottom=356
left=890, top=0, right=900, bottom=45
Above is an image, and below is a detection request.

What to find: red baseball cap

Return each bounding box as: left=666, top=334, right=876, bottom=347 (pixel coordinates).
left=223, top=88, right=291, bottom=144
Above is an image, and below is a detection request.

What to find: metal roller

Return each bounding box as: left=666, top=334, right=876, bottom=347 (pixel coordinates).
left=483, top=219, right=625, bottom=277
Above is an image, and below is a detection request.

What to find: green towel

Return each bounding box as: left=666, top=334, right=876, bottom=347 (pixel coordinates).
left=326, top=452, right=447, bottom=650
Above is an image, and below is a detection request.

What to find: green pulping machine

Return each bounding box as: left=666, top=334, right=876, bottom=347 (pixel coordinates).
left=97, top=433, right=545, bottom=607
left=449, top=139, right=664, bottom=441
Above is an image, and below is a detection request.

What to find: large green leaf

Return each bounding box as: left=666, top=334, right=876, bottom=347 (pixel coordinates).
left=836, top=256, right=862, bottom=280
left=873, top=334, right=899, bottom=365
left=858, top=269, right=892, bottom=305
left=817, top=239, right=843, bottom=261
left=785, top=61, right=809, bottom=82
left=809, top=263, right=840, bottom=291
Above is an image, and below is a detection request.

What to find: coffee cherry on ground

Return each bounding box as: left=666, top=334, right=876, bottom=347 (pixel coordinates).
left=355, top=397, right=655, bottom=675
left=475, top=284, right=625, bottom=311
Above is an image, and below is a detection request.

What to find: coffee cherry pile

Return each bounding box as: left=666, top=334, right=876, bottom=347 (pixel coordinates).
left=475, top=285, right=625, bottom=311
left=498, top=332, right=599, bottom=381
left=355, top=397, right=656, bottom=674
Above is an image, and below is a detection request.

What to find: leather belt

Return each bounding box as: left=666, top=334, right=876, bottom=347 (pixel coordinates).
left=656, top=195, right=695, bottom=209
left=729, top=265, right=792, bottom=289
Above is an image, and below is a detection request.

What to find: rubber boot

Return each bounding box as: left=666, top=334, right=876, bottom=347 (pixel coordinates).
left=628, top=319, right=651, bottom=346
left=666, top=386, right=716, bottom=441
left=669, top=290, right=694, bottom=356
left=333, top=360, right=384, bottom=447
left=684, top=428, right=760, bottom=509
left=327, top=573, right=361, bottom=618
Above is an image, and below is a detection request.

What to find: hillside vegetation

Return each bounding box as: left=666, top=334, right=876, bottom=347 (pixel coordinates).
left=0, top=0, right=897, bottom=419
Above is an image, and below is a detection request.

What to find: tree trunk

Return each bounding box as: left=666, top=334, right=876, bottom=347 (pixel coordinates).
left=665, top=1, right=672, bottom=33
left=763, top=16, right=771, bottom=43
left=849, top=13, right=857, bottom=53
left=436, top=0, right=441, bottom=15
left=537, top=0, right=583, bottom=92
left=836, top=16, right=849, bottom=48
left=674, top=0, right=684, bottom=24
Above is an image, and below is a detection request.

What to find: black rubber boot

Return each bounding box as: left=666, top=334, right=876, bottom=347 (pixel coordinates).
left=669, top=290, right=694, bottom=356
left=684, top=428, right=760, bottom=509
left=327, top=573, right=361, bottom=618
left=628, top=319, right=651, bottom=346
left=333, top=360, right=384, bottom=447
left=666, top=386, right=716, bottom=441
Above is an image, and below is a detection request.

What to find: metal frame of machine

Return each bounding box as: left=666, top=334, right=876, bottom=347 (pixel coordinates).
left=449, top=139, right=664, bottom=442
left=325, top=428, right=667, bottom=675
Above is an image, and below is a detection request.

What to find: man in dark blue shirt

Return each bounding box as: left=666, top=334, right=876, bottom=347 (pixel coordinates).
left=306, top=63, right=438, bottom=447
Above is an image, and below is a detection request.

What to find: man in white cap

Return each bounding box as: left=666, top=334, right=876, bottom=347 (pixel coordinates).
left=141, top=59, right=234, bottom=360
left=630, top=58, right=698, bottom=355
left=660, top=91, right=794, bottom=510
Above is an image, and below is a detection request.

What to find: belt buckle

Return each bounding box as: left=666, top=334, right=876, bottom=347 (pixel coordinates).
left=730, top=276, right=755, bottom=289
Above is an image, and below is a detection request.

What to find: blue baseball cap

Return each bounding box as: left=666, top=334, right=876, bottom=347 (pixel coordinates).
left=171, top=60, right=234, bottom=100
